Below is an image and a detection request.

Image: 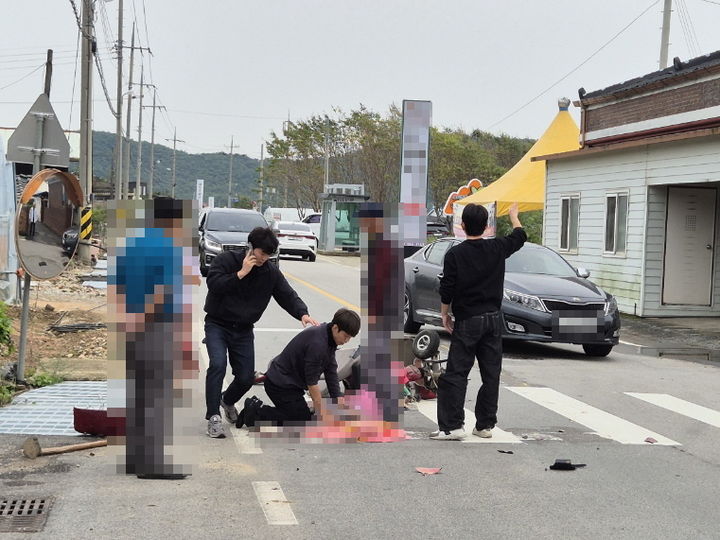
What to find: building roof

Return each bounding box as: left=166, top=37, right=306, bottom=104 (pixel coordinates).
left=579, top=50, right=720, bottom=104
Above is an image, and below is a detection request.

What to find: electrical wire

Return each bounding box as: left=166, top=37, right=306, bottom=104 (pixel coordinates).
left=68, top=28, right=81, bottom=131
left=0, top=64, right=44, bottom=92
left=168, top=108, right=287, bottom=121
left=487, top=0, right=661, bottom=130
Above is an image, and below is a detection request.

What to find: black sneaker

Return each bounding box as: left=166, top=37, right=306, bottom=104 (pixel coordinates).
left=243, top=397, right=260, bottom=427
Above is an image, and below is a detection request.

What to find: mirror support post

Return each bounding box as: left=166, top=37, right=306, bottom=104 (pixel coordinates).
left=16, top=273, right=32, bottom=382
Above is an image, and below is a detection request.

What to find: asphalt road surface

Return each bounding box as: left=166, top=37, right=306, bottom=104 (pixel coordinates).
left=5, top=254, right=718, bottom=539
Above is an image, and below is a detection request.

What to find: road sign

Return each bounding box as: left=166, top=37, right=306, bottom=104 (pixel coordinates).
left=195, top=179, right=204, bottom=204
left=207, top=196, right=215, bottom=208
left=6, top=94, right=70, bottom=168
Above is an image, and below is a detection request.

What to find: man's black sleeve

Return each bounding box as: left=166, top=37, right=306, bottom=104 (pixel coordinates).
left=500, top=227, right=527, bottom=259
left=206, top=251, right=245, bottom=295
left=439, top=249, right=458, bottom=306
left=323, top=360, right=343, bottom=398
left=304, top=349, right=325, bottom=388
left=272, top=271, right=309, bottom=321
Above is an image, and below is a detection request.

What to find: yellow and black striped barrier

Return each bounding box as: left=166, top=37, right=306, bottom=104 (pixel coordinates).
left=80, top=207, right=93, bottom=240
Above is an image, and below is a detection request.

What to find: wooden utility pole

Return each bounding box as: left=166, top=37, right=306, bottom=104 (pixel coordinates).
left=43, top=50, right=53, bottom=97
left=123, top=24, right=135, bottom=199
left=165, top=129, right=185, bottom=198
left=144, top=89, right=165, bottom=199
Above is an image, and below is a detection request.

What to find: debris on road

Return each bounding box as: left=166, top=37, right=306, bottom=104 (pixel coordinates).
left=415, top=467, right=442, bottom=476
left=549, top=459, right=586, bottom=471
left=497, top=450, right=514, bottom=454
left=22, top=436, right=107, bottom=459
left=645, top=437, right=658, bottom=444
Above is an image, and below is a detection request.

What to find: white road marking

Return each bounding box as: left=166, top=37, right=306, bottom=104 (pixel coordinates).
left=507, top=387, right=681, bottom=446
left=254, top=328, right=303, bottom=333
left=625, top=393, right=720, bottom=429
left=619, top=339, right=643, bottom=347
left=415, top=400, right=523, bottom=443
left=317, top=255, right=361, bottom=270
left=252, top=481, right=298, bottom=526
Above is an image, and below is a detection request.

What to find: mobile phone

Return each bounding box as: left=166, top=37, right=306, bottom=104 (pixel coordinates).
left=246, top=242, right=253, bottom=254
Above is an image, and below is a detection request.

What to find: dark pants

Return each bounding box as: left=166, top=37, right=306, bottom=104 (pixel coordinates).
left=27, top=222, right=36, bottom=239
left=437, top=312, right=503, bottom=432
left=254, top=378, right=312, bottom=425
left=204, top=320, right=254, bottom=420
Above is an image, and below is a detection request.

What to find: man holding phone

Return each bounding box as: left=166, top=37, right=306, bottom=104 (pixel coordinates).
left=203, top=226, right=319, bottom=438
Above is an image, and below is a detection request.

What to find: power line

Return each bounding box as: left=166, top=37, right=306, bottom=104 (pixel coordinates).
left=0, top=64, right=44, bottom=92
left=699, top=0, right=720, bottom=5
left=168, top=108, right=286, bottom=121
left=68, top=27, right=82, bottom=130
left=488, top=0, right=661, bottom=130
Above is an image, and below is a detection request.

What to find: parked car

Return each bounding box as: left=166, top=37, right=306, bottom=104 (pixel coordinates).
left=403, top=239, right=621, bottom=357
left=426, top=219, right=449, bottom=239
left=301, top=212, right=322, bottom=241
left=274, top=221, right=317, bottom=262
left=198, top=208, right=278, bottom=277
left=62, top=227, right=79, bottom=255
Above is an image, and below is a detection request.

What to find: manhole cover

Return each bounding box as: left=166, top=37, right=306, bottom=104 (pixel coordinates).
left=0, top=498, right=54, bottom=533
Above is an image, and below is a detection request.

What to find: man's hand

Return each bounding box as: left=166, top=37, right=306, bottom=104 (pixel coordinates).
left=301, top=314, right=320, bottom=327
left=509, top=202, right=522, bottom=229
left=441, top=313, right=454, bottom=334
left=237, top=249, right=258, bottom=280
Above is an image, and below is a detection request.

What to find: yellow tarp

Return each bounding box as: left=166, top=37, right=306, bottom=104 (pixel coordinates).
left=457, top=107, right=580, bottom=216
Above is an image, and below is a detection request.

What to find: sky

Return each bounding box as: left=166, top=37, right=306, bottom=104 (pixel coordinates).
left=2, top=0, right=720, bottom=160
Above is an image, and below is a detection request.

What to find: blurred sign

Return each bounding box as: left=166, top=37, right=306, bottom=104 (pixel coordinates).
left=207, top=196, right=214, bottom=208
left=399, top=100, right=431, bottom=247
left=195, top=179, right=204, bottom=204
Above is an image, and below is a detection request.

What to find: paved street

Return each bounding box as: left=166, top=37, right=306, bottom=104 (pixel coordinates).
left=2, top=254, right=719, bottom=539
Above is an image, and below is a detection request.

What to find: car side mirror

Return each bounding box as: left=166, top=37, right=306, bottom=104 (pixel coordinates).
left=576, top=267, right=590, bottom=279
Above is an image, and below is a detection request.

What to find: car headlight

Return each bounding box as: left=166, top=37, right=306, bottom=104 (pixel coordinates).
left=503, top=289, right=547, bottom=312
left=605, top=296, right=618, bottom=315
left=204, top=238, right=222, bottom=251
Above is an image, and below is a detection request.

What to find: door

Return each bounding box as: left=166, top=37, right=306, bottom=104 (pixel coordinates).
left=415, top=240, right=453, bottom=317
left=662, top=187, right=716, bottom=305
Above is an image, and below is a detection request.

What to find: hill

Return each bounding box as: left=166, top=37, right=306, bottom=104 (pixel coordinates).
left=90, top=130, right=261, bottom=202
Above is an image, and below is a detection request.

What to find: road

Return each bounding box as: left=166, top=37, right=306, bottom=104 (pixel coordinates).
left=198, top=255, right=720, bottom=539
left=7, top=254, right=718, bottom=539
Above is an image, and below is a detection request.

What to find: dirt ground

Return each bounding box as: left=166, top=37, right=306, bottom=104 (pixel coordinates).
left=5, top=260, right=107, bottom=381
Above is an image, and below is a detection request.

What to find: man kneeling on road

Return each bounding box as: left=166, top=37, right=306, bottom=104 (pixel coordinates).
left=237, top=308, right=361, bottom=427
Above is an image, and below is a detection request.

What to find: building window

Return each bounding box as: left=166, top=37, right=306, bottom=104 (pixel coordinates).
left=605, top=193, right=628, bottom=254
left=559, top=195, right=579, bottom=251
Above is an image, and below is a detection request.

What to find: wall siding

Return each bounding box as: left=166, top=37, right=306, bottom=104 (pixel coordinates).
left=545, top=136, right=720, bottom=317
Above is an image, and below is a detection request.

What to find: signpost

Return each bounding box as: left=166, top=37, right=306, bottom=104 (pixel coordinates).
left=195, top=179, right=204, bottom=206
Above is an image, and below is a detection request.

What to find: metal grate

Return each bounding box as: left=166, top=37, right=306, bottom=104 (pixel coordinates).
left=0, top=498, right=53, bottom=533
left=222, top=244, right=245, bottom=251
left=543, top=300, right=604, bottom=313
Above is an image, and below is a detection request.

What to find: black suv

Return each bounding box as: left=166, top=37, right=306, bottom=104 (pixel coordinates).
left=199, top=208, right=278, bottom=276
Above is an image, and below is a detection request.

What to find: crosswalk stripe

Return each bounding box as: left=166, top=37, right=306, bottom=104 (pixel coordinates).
left=252, top=481, right=298, bottom=526
left=625, top=393, right=720, bottom=428
left=415, top=400, right=523, bottom=443
left=507, top=387, right=680, bottom=446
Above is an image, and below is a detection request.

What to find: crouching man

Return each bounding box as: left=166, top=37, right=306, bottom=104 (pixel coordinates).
left=238, top=308, right=361, bottom=427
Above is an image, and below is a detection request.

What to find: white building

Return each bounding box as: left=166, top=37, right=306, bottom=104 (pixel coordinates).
left=539, top=51, right=720, bottom=317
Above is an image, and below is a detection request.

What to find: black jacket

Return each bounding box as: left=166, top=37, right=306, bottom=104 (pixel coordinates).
left=439, top=228, right=527, bottom=321
left=204, top=248, right=308, bottom=327
left=264, top=323, right=342, bottom=398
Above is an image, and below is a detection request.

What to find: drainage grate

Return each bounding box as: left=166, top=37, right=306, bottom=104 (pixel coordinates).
left=0, top=498, right=54, bottom=533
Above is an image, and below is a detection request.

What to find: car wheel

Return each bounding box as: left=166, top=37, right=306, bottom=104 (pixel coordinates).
left=200, top=252, right=208, bottom=277
left=413, top=329, right=440, bottom=359
left=582, top=344, right=613, bottom=357
left=308, top=253, right=316, bottom=262
left=403, top=291, right=421, bottom=334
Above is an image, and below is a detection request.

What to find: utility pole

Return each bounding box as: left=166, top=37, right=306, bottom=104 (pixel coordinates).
left=143, top=89, right=164, bottom=199
left=134, top=66, right=144, bottom=199
left=43, top=49, right=53, bottom=97
left=123, top=24, right=135, bottom=199
left=113, top=0, right=123, bottom=200
left=659, top=0, right=672, bottom=69
left=227, top=136, right=234, bottom=207
left=79, top=0, right=94, bottom=205
left=258, top=143, right=264, bottom=212
left=165, top=128, right=185, bottom=198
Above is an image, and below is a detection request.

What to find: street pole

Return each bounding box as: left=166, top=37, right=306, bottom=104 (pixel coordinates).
left=165, top=129, right=184, bottom=198
left=113, top=0, right=123, bottom=200
left=78, top=0, right=94, bottom=265
left=123, top=24, right=135, bottom=199
left=659, top=0, right=672, bottom=69
left=324, top=115, right=330, bottom=191
left=227, top=136, right=234, bottom=207
left=134, top=66, right=144, bottom=199
left=259, top=143, right=264, bottom=212
left=43, top=49, right=53, bottom=97
left=147, top=89, right=161, bottom=199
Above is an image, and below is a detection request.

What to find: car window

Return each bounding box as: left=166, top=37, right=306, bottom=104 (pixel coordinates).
left=425, top=241, right=452, bottom=266
left=506, top=245, right=577, bottom=276
left=206, top=212, right=267, bottom=232
left=305, top=215, right=321, bottom=224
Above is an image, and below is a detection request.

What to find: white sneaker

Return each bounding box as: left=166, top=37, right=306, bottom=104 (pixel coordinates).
left=429, top=428, right=467, bottom=440
left=207, top=415, right=226, bottom=438
left=472, top=427, right=493, bottom=438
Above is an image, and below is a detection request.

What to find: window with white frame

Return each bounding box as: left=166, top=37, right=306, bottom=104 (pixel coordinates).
left=604, top=193, right=628, bottom=254
left=559, top=195, right=579, bottom=251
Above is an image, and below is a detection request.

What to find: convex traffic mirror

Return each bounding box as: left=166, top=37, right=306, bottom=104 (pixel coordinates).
left=15, top=168, right=84, bottom=279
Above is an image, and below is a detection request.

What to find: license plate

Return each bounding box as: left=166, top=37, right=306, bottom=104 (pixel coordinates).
left=552, top=310, right=603, bottom=339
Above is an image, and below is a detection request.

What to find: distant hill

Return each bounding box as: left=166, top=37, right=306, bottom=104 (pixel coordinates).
left=89, top=130, right=260, bottom=202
